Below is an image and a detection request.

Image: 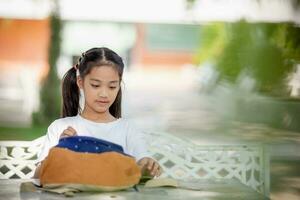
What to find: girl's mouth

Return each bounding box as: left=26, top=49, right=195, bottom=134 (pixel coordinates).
left=96, top=100, right=109, bottom=104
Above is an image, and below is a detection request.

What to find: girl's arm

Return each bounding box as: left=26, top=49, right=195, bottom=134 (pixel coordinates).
left=125, top=122, right=161, bottom=176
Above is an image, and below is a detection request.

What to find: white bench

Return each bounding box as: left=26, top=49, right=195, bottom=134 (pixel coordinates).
left=0, top=131, right=269, bottom=197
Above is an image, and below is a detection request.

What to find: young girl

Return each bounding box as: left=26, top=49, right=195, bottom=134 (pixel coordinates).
left=34, top=47, right=162, bottom=178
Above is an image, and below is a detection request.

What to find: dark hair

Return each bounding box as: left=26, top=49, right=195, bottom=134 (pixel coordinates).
left=62, top=47, right=124, bottom=118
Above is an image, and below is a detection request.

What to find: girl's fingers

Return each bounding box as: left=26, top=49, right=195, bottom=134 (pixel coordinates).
left=137, top=158, right=149, bottom=174
left=151, top=162, right=160, bottom=176
left=152, top=162, right=163, bottom=177
left=137, top=158, right=163, bottom=177
left=63, top=130, right=74, bottom=136
left=60, top=127, right=77, bottom=138
left=147, top=159, right=154, bottom=171
left=157, top=165, right=163, bottom=176
left=67, top=126, right=77, bottom=134
left=137, top=158, right=148, bottom=168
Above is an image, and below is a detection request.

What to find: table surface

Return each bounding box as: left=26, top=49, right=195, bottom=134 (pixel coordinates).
left=0, top=179, right=267, bottom=200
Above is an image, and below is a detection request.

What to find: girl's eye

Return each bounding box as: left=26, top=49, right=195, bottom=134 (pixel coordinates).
left=91, top=84, right=99, bottom=88
left=109, top=86, right=117, bottom=89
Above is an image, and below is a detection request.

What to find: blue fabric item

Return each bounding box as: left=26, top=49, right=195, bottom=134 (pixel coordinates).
left=56, top=136, right=131, bottom=157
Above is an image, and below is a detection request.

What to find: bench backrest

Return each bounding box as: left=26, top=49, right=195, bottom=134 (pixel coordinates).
left=145, top=132, right=270, bottom=197
left=0, top=132, right=269, bottom=197
left=0, top=136, right=44, bottom=179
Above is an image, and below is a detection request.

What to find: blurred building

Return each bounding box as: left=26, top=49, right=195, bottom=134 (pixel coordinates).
left=0, top=0, right=200, bottom=125
left=0, top=18, right=49, bottom=126
left=0, top=0, right=299, bottom=125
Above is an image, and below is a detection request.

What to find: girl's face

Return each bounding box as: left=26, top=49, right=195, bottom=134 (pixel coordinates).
left=77, top=66, right=120, bottom=115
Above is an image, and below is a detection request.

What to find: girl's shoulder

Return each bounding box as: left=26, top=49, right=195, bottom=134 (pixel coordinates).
left=48, top=116, right=80, bottom=129
left=114, top=118, right=134, bottom=128
left=117, top=118, right=144, bottom=134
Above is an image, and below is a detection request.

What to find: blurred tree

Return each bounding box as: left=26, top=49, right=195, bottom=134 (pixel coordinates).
left=218, top=22, right=291, bottom=95
left=272, top=23, right=300, bottom=66
left=193, top=23, right=225, bottom=65
left=196, top=21, right=300, bottom=96
left=32, top=0, right=62, bottom=125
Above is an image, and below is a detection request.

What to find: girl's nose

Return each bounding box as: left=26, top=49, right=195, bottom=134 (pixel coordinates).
left=98, top=89, right=108, bottom=97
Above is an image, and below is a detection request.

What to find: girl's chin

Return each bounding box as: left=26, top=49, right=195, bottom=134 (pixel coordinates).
left=85, top=103, right=110, bottom=114
left=94, top=104, right=111, bottom=112
left=94, top=107, right=108, bottom=113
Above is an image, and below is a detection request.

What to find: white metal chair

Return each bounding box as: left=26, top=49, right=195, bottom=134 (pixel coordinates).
left=0, top=131, right=269, bottom=197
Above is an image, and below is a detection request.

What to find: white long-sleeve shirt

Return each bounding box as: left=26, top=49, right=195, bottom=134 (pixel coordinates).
left=37, top=115, right=150, bottom=163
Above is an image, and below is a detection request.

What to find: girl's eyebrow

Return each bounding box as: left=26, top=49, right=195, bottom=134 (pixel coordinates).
left=90, top=78, right=119, bottom=83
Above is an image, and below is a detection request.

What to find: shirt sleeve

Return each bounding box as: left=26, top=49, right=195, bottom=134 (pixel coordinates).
left=125, top=122, right=151, bottom=162
left=36, top=120, right=61, bottom=163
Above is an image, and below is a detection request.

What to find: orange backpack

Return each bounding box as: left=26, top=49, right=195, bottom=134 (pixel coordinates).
left=39, top=136, right=141, bottom=194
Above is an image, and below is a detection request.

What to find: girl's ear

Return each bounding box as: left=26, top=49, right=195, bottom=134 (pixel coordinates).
left=77, top=76, right=83, bottom=89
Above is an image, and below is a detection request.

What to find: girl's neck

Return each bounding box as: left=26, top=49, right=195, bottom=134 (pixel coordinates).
left=80, top=109, right=116, bottom=123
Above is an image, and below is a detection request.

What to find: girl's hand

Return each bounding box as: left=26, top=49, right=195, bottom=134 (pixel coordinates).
left=137, top=157, right=162, bottom=177
left=60, top=126, right=77, bottom=139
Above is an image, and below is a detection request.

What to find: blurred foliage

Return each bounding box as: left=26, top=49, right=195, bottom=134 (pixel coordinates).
left=194, top=23, right=225, bottom=64
left=0, top=126, right=47, bottom=141
left=32, top=2, right=62, bottom=125
left=272, top=23, right=300, bottom=65
left=195, top=21, right=300, bottom=96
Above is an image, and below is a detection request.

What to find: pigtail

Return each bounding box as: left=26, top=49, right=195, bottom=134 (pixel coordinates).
left=109, top=89, right=122, bottom=118
left=61, top=67, right=80, bottom=117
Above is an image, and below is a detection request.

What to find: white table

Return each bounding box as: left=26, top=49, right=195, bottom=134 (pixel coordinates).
left=0, top=178, right=267, bottom=200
